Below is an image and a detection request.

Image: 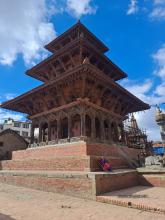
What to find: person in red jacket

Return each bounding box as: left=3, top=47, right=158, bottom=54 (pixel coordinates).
left=98, top=158, right=113, bottom=171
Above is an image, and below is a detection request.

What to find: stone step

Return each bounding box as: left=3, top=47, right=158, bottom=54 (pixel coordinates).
left=95, top=169, right=139, bottom=194
left=12, top=142, right=87, bottom=160
left=137, top=168, right=165, bottom=188
left=11, top=142, right=140, bottom=160
left=0, top=157, right=90, bottom=172
left=97, top=186, right=165, bottom=215
left=0, top=156, right=129, bottom=172
left=0, top=169, right=138, bottom=199
left=139, top=174, right=165, bottom=187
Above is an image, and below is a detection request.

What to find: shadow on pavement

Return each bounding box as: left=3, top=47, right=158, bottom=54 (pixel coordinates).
left=0, top=213, right=16, bottom=220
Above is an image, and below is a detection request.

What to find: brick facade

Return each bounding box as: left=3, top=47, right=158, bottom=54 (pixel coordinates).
left=0, top=129, right=28, bottom=160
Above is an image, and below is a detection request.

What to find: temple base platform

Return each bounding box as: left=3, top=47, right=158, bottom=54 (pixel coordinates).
left=0, top=170, right=138, bottom=199
left=0, top=141, right=164, bottom=202
left=0, top=141, right=140, bottom=171
left=0, top=141, right=140, bottom=199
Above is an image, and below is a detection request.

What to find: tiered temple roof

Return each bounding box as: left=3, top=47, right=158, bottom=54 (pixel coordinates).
left=26, top=22, right=127, bottom=82
left=1, top=21, right=150, bottom=120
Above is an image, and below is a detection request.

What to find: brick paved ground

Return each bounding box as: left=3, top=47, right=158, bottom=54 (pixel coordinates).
left=97, top=186, right=165, bottom=214
left=0, top=183, right=164, bottom=220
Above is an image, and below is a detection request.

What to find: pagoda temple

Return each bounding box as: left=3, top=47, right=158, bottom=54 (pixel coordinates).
left=1, top=21, right=150, bottom=146
left=124, top=114, right=151, bottom=151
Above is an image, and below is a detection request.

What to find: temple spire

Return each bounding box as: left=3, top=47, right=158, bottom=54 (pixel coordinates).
left=130, top=114, right=139, bottom=130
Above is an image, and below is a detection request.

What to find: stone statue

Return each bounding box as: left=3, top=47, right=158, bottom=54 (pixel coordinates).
left=145, top=155, right=164, bottom=167
left=155, top=106, right=165, bottom=147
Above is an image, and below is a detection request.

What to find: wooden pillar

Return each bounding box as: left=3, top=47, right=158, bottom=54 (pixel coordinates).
left=48, top=122, right=51, bottom=141
left=68, top=116, right=71, bottom=139
left=115, top=122, right=119, bottom=142
left=57, top=119, right=61, bottom=141
left=30, top=123, right=35, bottom=144
left=91, top=116, right=96, bottom=139
left=101, top=118, right=105, bottom=141
left=39, top=123, right=42, bottom=143
left=81, top=114, right=85, bottom=136
left=120, top=123, right=125, bottom=143
left=108, top=119, right=112, bottom=142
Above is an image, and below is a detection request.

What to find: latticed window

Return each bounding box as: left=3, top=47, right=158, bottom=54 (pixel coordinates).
left=22, top=123, right=29, bottom=129
left=14, top=122, right=21, bottom=127
left=22, top=131, right=29, bottom=137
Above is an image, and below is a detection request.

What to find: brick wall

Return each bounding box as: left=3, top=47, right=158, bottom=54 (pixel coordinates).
left=0, top=155, right=129, bottom=172
left=139, top=174, right=165, bottom=187
left=0, top=131, right=27, bottom=160
left=6, top=142, right=140, bottom=171
left=0, top=170, right=139, bottom=199
left=1, top=156, right=90, bottom=171
left=87, top=143, right=140, bottom=158
left=95, top=171, right=139, bottom=195
left=0, top=172, right=94, bottom=199
left=12, top=142, right=87, bottom=160
left=12, top=142, right=140, bottom=160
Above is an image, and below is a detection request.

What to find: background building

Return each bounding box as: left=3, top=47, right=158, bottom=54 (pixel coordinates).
left=124, top=114, right=152, bottom=152
left=0, top=124, right=3, bottom=132
left=152, top=142, right=164, bottom=155
left=0, top=118, right=31, bottom=142
left=0, top=129, right=28, bottom=160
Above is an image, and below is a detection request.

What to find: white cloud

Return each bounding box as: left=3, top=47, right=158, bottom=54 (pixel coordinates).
left=120, top=79, right=162, bottom=140
left=153, top=44, right=165, bottom=79
left=126, top=0, right=165, bottom=20
left=0, top=0, right=98, bottom=66
left=0, top=0, right=56, bottom=66
left=150, top=7, right=165, bottom=19
left=127, top=0, right=139, bottom=15
left=155, top=82, right=165, bottom=97
left=121, top=79, right=152, bottom=97
left=0, top=93, right=26, bottom=124
left=154, top=0, right=165, bottom=3
left=0, top=109, right=25, bottom=124
left=121, top=43, right=165, bottom=106
left=134, top=108, right=161, bottom=141
left=120, top=44, right=165, bottom=141
left=4, top=93, right=16, bottom=101
left=148, top=0, right=165, bottom=20
left=66, top=0, right=97, bottom=18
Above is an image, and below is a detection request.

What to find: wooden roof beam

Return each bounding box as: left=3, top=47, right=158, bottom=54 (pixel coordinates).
left=58, top=58, right=67, bottom=72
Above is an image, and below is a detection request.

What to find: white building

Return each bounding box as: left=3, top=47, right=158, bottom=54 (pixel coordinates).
left=1, top=118, right=31, bottom=142
left=0, top=124, right=3, bottom=132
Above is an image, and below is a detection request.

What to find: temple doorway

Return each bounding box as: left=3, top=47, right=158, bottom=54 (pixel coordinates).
left=95, top=117, right=101, bottom=139
left=85, top=115, right=91, bottom=137
left=71, top=114, right=81, bottom=137
left=61, top=117, right=68, bottom=139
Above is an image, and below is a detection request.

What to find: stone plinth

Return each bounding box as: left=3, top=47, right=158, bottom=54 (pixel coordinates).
left=0, top=170, right=138, bottom=199
left=11, top=141, right=140, bottom=160
left=0, top=142, right=141, bottom=172
left=0, top=142, right=142, bottom=199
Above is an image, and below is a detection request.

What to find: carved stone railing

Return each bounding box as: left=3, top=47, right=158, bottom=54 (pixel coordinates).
left=28, top=136, right=88, bottom=148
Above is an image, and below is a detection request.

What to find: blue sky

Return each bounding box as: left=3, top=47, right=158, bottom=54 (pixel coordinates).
left=0, top=0, right=165, bottom=141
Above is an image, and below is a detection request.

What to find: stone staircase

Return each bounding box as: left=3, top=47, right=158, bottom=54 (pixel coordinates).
left=0, top=155, right=129, bottom=172
left=117, top=145, right=139, bottom=168
left=0, top=169, right=139, bottom=199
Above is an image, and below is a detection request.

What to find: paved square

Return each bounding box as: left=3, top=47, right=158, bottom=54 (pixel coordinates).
left=97, top=186, right=165, bottom=214
left=0, top=183, right=164, bottom=220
